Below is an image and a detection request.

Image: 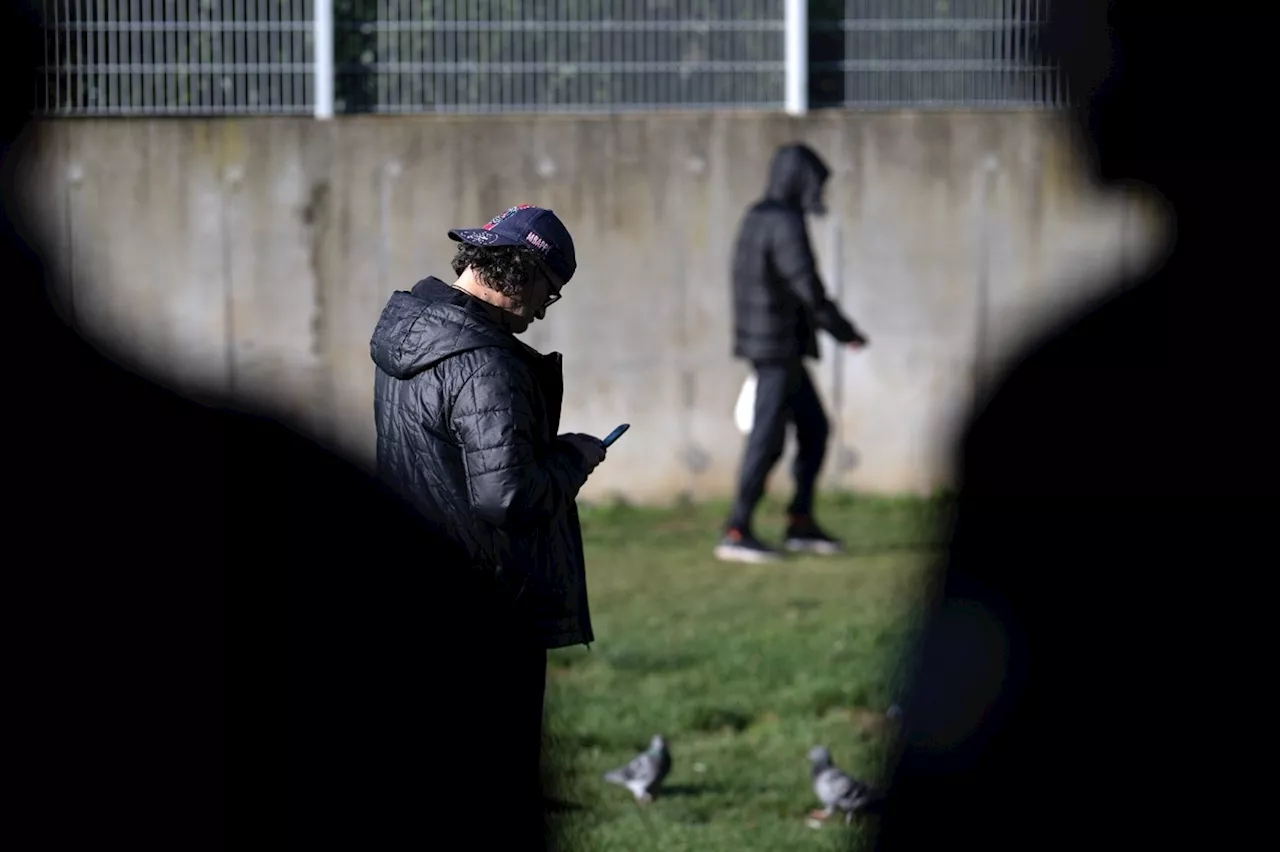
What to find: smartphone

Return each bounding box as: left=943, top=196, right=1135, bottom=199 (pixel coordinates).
left=601, top=423, right=630, bottom=448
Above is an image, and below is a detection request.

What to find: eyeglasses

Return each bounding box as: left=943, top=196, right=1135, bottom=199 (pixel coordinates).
left=536, top=263, right=564, bottom=311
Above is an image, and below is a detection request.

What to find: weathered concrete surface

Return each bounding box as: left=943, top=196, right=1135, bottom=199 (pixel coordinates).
left=15, top=112, right=1169, bottom=503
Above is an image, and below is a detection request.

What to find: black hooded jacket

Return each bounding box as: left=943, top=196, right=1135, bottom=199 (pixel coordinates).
left=369, top=277, right=594, bottom=649
left=730, top=144, right=866, bottom=362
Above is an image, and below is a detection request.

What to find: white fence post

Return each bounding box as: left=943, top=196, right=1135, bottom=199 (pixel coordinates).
left=784, top=0, right=807, bottom=116
left=314, top=0, right=335, bottom=119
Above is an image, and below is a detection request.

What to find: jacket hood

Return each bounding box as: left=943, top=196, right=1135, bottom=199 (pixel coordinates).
left=765, top=143, right=831, bottom=214
left=370, top=277, right=523, bottom=380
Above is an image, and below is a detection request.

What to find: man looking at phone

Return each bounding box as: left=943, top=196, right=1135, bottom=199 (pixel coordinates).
left=368, top=205, right=605, bottom=846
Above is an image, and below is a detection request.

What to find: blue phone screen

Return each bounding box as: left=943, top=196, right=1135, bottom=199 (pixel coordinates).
left=603, top=424, right=630, bottom=447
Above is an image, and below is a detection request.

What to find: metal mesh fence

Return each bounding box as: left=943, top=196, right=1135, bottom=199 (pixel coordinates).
left=809, top=0, right=1063, bottom=109
left=37, top=0, right=316, bottom=116
left=334, top=0, right=787, bottom=114
left=33, top=0, right=1064, bottom=117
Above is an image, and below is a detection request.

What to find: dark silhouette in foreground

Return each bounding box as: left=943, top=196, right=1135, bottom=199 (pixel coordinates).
left=872, top=3, right=1272, bottom=850
left=5, top=3, right=555, bottom=848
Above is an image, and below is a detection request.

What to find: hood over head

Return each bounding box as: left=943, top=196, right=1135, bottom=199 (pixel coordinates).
left=765, top=143, right=831, bottom=214
left=369, top=277, right=527, bottom=380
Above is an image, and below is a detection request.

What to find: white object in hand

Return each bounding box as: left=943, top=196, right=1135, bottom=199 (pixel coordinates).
left=734, top=374, right=757, bottom=435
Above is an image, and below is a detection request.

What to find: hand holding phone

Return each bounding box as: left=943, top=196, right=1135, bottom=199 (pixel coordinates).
left=560, top=433, right=606, bottom=471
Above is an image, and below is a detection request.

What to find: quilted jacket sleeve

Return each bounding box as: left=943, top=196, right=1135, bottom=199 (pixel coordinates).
left=771, top=211, right=866, bottom=345
left=450, top=354, right=590, bottom=530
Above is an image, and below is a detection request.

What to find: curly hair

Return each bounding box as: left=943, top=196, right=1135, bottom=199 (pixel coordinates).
left=451, top=243, right=543, bottom=305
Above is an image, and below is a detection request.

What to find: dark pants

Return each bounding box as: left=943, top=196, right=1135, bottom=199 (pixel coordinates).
left=461, top=636, right=549, bottom=847
left=728, top=359, right=830, bottom=531
left=290, top=561, right=552, bottom=850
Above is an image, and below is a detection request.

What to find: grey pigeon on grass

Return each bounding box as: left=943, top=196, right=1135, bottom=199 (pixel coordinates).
left=603, top=735, right=671, bottom=804
left=807, top=745, right=877, bottom=824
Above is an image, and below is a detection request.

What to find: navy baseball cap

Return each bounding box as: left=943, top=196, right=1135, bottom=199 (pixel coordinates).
left=448, top=205, right=577, bottom=284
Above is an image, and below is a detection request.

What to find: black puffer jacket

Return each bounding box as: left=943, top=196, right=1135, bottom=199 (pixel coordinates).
left=369, top=277, right=594, bottom=650
left=730, top=144, right=867, bottom=362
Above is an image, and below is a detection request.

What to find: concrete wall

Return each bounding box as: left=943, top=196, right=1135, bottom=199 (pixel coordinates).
left=15, top=112, right=1169, bottom=503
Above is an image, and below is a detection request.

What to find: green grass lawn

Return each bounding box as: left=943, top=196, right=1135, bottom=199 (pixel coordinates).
left=541, top=493, right=949, bottom=852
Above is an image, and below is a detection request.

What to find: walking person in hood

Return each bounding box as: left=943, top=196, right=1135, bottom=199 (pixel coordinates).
left=367, top=204, right=607, bottom=848
left=715, top=143, right=870, bottom=564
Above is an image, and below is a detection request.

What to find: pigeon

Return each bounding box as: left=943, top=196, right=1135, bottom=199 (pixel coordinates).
left=807, top=745, right=877, bottom=825
left=603, top=734, right=671, bottom=804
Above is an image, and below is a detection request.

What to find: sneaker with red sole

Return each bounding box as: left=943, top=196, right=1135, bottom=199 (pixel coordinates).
left=784, top=516, right=844, bottom=555
left=713, top=527, right=781, bottom=563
